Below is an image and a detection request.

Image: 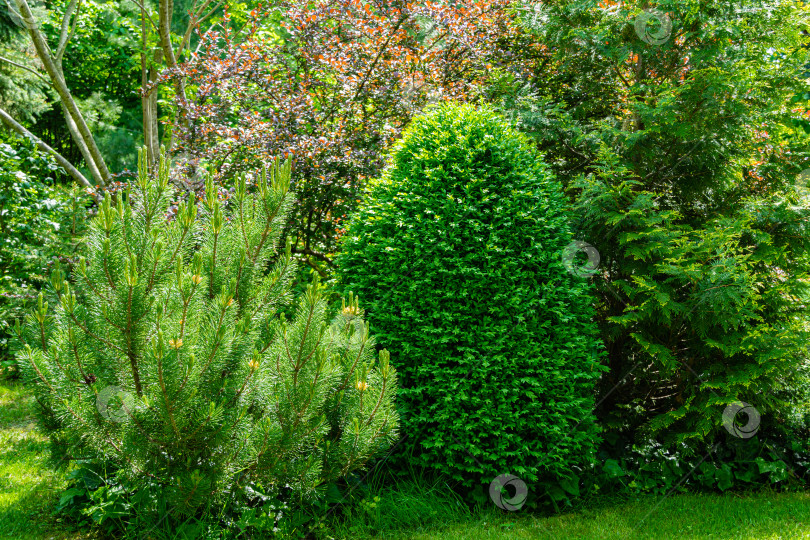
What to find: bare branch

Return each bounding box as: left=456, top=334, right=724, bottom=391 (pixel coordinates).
left=0, top=106, right=99, bottom=200
left=129, top=0, right=158, bottom=32
left=16, top=0, right=111, bottom=186
left=56, top=0, right=80, bottom=61
left=0, top=54, right=47, bottom=81
left=158, top=0, right=189, bottom=150
left=179, top=0, right=225, bottom=56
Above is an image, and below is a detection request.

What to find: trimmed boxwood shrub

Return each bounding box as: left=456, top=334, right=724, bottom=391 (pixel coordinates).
left=335, top=103, right=606, bottom=497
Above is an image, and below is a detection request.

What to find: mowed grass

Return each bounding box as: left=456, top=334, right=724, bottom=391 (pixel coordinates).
left=330, top=488, right=810, bottom=540
left=0, top=380, right=93, bottom=540
left=1, top=378, right=809, bottom=540
left=362, top=491, right=810, bottom=539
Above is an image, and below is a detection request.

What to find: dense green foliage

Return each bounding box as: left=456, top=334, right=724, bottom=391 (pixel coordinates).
left=4, top=376, right=810, bottom=540
left=336, top=104, right=604, bottom=496
left=576, top=158, right=810, bottom=445
left=14, top=150, right=399, bottom=522
left=498, top=0, right=810, bottom=460
left=3, top=0, right=810, bottom=533
left=0, top=133, right=89, bottom=375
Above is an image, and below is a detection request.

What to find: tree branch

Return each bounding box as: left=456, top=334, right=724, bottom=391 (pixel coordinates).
left=178, top=0, right=225, bottom=57
left=0, top=106, right=99, bottom=200
left=291, top=247, right=334, bottom=268
left=15, top=0, right=111, bottom=186
left=56, top=0, right=80, bottom=62
left=0, top=54, right=47, bottom=81
left=129, top=0, right=158, bottom=32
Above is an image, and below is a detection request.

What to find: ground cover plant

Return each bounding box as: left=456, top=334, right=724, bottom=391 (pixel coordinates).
left=12, top=148, right=399, bottom=533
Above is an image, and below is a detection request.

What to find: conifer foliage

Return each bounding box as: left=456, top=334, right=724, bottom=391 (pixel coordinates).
left=15, top=150, right=398, bottom=516
left=336, top=104, right=604, bottom=494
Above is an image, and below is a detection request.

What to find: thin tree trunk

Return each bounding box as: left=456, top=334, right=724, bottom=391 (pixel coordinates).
left=15, top=0, right=111, bottom=186
left=59, top=100, right=103, bottom=185
left=140, top=6, right=160, bottom=170
left=157, top=0, right=184, bottom=96
left=148, top=48, right=161, bottom=155
left=158, top=0, right=189, bottom=152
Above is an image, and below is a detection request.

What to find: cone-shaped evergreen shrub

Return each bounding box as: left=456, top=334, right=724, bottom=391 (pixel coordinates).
left=15, top=150, right=398, bottom=516
left=336, top=104, right=605, bottom=495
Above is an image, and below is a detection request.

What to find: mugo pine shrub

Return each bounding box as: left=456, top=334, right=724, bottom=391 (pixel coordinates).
left=336, top=104, right=605, bottom=498
left=15, top=150, right=398, bottom=517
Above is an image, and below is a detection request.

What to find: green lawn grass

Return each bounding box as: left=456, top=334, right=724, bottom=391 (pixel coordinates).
left=322, top=481, right=810, bottom=540
left=2, top=378, right=809, bottom=540
left=0, top=380, right=95, bottom=540
left=364, top=491, right=810, bottom=539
